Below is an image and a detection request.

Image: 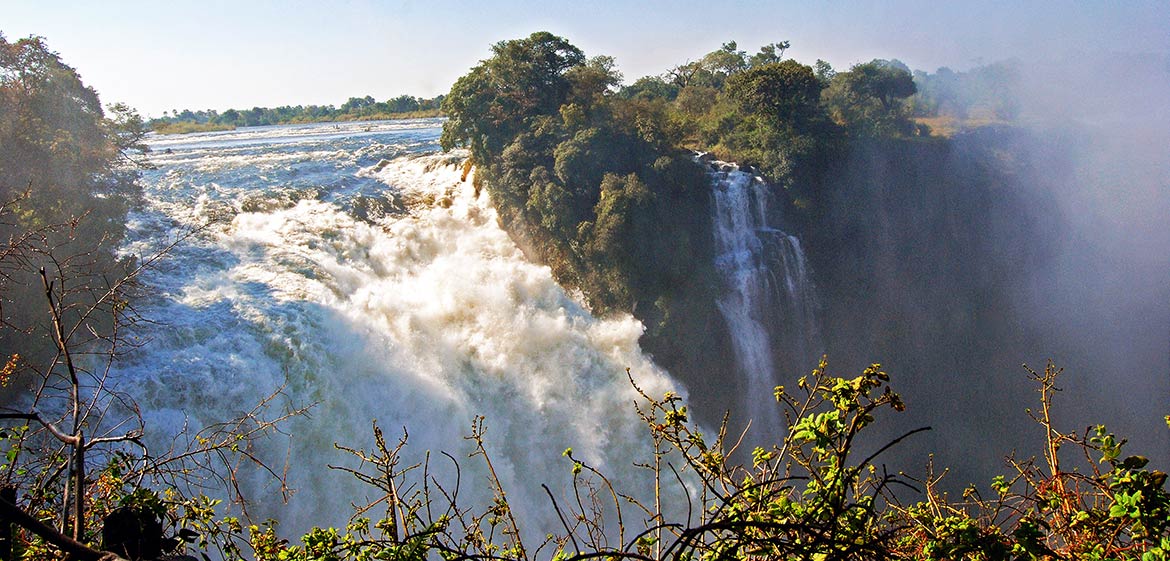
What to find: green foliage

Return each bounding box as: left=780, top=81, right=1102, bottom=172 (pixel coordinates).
left=673, top=85, right=719, bottom=118
left=440, top=32, right=716, bottom=318
left=725, top=60, right=823, bottom=128
left=714, top=59, right=839, bottom=196
left=891, top=362, right=1170, bottom=560
left=822, top=59, right=919, bottom=137
left=0, top=33, right=147, bottom=364
left=0, top=34, right=145, bottom=220
left=748, top=41, right=791, bottom=68
left=149, top=94, right=444, bottom=131
left=441, top=31, right=585, bottom=162
left=618, top=41, right=924, bottom=216
left=228, top=358, right=1165, bottom=561
left=618, top=76, right=679, bottom=101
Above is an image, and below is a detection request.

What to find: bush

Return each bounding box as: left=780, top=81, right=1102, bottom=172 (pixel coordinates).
left=190, top=360, right=1170, bottom=561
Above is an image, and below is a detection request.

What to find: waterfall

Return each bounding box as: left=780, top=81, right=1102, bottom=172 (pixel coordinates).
left=709, top=160, right=820, bottom=440
left=112, top=121, right=684, bottom=539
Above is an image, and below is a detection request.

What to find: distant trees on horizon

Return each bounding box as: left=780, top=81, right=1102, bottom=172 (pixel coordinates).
left=149, top=93, right=445, bottom=131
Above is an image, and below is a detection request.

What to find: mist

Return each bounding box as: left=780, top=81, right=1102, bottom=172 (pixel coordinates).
left=1014, top=51, right=1170, bottom=452
left=807, top=50, right=1170, bottom=485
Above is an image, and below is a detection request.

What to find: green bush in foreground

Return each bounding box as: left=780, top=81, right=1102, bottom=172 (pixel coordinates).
left=212, top=361, right=1167, bottom=561
left=0, top=348, right=1166, bottom=560
left=261, top=362, right=1169, bottom=561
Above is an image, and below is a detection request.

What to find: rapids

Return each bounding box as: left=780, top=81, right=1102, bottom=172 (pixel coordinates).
left=115, top=119, right=680, bottom=538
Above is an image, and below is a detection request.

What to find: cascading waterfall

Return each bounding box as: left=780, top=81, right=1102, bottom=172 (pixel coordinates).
left=709, top=161, right=820, bottom=440
left=113, top=120, right=682, bottom=539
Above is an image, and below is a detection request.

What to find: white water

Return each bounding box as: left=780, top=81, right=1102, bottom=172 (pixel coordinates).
left=115, top=121, right=680, bottom=538
left=710, top=162, right=819, bottom=440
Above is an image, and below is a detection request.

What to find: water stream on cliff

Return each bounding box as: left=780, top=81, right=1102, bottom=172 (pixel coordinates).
left=709, top=161, right=820, bottom=441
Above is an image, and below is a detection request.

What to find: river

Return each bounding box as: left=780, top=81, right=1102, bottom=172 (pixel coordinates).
left=115, top=119, right=679, bottom=537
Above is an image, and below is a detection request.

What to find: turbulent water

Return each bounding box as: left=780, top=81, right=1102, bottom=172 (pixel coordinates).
left=116, top=120, right=679, bottom=537
left=709, top=161, right=820, bottom=440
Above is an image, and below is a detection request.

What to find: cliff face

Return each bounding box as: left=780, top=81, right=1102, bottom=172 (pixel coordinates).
left=809, top=129, right=1058, bottom=367
left=798, top=127, right=1069, bottom=476
left=481, top=124, right=1077, bottom=466
left=632, top=128, right=1072, bottom=461
left=481, top=127, right=1051, bottom=423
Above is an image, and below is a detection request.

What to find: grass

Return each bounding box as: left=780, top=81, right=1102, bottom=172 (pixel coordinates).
left=151, top=122, right=237, bottom=135
left=915, top=109, right=1010, bottom=138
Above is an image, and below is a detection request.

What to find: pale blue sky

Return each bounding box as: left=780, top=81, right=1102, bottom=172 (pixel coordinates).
left=4, top=0, right=1168, bottom=117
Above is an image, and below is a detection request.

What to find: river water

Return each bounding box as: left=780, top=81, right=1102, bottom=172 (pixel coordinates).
left=116, top=119, right=679, bottom=536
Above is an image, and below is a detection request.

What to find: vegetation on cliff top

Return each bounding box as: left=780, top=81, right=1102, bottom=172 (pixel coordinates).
left=439, top=31, right=719, bottom=329
left=436, top=34, right=933, bottom=314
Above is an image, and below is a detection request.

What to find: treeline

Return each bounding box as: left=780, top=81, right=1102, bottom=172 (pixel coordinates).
left=616, top=40, right=925, bottom=183
left=148, top=94, right=444, bottom=132
left=438, top=34, right=932, bottom=323
left=435, top=34, right=938, bottom=406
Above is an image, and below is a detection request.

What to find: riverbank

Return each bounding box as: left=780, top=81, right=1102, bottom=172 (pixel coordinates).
left=150, top=109, right=444, bottom=134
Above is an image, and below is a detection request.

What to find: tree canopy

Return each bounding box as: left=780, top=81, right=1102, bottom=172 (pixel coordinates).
left=441, top=32, right=587, bottom=162
left=0, top=34, right=144, bottom=219
left=440, top=31, right=716, bottom=321
left=822, top=59, right=918, bottom=136
left=0, top=33, right=147, bottom=361
left=725, top=59, right=824, bottom=128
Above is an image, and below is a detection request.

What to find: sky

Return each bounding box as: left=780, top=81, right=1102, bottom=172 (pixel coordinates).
left=4, top=0, right=1169, bottom=118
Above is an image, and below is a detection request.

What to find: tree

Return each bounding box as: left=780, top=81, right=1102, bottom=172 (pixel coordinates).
left=340, top=95, right=376, bottom=114
left=747, top=41, right=791, bottom=67
left=700, top=41, right=747, bottom=83
left=0, top=34, right=142, bottom=215
left=822, top=59, right=918, bottom=137
left=106, top=102, right=153, bottom=171
left=847, top=59, right=916, bottom=110
left=674, top=86, right=719, bottom=118
left=216, top=108, right=241, bottom=125
left=584, top=173, right=656, bottom=309
left=665, top=41, right=748, bottom=91
left=0, top=34, right=147, bottom=365
left=565, top=55, right=622, bottom=107
left=665, top=60, right=704, bottom=89
left=618, top=76, right=679, bottom=101
left=725, top=60, right=824, bottom=129
left=386, top=94, right=420, bottom=113
left=440, top=31, right=585, bottom=162
left=814, top=59, right=836, bottom=85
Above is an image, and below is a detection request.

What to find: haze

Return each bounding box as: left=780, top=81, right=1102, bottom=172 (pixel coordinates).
left=5, top=0, right=1169, bottom=117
